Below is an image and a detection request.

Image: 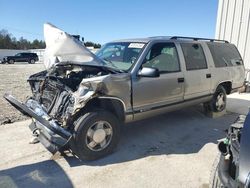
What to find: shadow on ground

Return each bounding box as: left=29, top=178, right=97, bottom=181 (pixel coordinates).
left=0, top=106, right=240, bottom=188
left=64, top=105, right=238, bottom=166
left=0, top=160, right=73, bottom=188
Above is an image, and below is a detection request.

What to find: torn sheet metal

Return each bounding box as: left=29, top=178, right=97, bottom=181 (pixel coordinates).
left=72, top=72, right=131, bottom=113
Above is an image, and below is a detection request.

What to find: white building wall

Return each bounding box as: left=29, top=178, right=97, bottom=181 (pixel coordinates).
left=216, top=0, right=250, bottom=81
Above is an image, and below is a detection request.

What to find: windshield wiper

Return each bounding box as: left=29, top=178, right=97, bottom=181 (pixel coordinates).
left=103, top=58, right=125, bottom=73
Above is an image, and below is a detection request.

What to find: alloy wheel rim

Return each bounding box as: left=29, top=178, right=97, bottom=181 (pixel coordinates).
left=215, top=93, right=225, bottom=111
left=85, top=120, right=113, bottom=151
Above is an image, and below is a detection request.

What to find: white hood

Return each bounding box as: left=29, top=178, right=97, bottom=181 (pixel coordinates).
left=43, top=23, right=103, bottom=69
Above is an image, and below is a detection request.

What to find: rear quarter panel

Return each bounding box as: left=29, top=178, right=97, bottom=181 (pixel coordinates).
left=203, top=42, right=245, bottom=93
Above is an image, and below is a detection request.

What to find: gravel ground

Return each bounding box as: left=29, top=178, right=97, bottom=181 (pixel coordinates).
left=0, top=63, right=44, bottom=124
left=0, top=94, right=249, bottom=188
left=0, top=108, right=239, bottom=188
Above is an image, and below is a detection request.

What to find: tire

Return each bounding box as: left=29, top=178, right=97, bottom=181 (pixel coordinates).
left=210, top=85, right=227, bottom=112
left=72, top=111, right=121, bottom=160
left=29, top=59, right=35, bottom=64
left=8, top=59, right=14, bottom=64
left=209, top=154, right=223, bottom=188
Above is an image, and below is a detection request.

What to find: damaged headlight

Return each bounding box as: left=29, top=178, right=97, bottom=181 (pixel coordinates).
left=26, top=99, right=49, bottom=119
left=77, top=83, right=92, bottom=96
left=71, top=82, right=95, bottom=112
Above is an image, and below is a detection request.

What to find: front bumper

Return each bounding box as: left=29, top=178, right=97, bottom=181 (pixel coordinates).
left=29, top=120, right=70, bottom=153
left=4, top=94, right=73, bottom=154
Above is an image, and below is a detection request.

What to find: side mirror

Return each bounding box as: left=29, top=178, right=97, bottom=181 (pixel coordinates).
left=138, top=67, right=160, bottom=77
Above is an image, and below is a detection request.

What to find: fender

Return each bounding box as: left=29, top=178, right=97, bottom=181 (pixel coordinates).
left=98, top=96, right=127, bottom=111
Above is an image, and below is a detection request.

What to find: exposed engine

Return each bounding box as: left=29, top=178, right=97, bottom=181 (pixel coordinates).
left=27, top=63, right=114, bottom=125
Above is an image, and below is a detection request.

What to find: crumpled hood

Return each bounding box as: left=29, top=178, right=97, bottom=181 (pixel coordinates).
left=43, top=23, right=103, bottom=69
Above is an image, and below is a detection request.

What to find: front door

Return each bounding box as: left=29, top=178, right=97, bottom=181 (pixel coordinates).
left=132, top=42, right=184, bottom=114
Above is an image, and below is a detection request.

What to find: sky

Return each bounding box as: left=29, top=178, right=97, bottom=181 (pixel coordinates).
left=0, top=0, right=218, bottom=44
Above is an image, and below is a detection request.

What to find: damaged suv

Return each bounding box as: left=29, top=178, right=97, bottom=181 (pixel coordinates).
left=4, top=23, right=245, bottom=160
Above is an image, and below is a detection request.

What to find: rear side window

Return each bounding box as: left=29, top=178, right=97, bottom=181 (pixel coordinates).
left=207, top=43, right=243, bottom=67
left=181, top=43, right=207, bottom=70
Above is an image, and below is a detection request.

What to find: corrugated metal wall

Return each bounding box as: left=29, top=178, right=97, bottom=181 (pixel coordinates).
left=216, top=0, right=250, bottom=74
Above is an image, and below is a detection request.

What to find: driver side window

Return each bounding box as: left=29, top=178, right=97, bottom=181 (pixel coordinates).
left=143, top=43, right=180, bottom=73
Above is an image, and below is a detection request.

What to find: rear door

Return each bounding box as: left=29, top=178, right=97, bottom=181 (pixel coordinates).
left=179, top=42, right=212, bottom=99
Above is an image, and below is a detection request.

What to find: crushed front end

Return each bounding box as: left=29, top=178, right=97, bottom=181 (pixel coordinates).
left=4, top=62, right=118, bottom=154
left=4, top=23, right=132, bottom=160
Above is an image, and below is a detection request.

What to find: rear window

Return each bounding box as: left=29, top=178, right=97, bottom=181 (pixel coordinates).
left=207, top=43, right=243, bottom=67
left=181, top=43, right=207, bottom=70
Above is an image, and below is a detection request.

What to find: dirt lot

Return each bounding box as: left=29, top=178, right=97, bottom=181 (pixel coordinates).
left=0, top=108, right=238, bottom=188
left=0, top=63, right=44, bottom=124
left=0, top=94, right=249, bottom=188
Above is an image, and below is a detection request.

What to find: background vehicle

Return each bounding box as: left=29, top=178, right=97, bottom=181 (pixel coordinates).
left=2, top=52, right=39, bottom=64
left=210, top=113, right=250, bottom=188
left=4, top=24, right=245, bottom=160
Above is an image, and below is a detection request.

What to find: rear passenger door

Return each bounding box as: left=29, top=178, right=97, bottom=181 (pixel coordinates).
left=180, top=43, right=212, bottom=99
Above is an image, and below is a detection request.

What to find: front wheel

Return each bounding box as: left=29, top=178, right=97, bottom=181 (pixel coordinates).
left=73, top=111, right=121, bottom=160
left=8, top=59, right=14, bottom=64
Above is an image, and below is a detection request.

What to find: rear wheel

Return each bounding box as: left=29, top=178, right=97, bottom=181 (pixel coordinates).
left=29, top=59, right=35, bottom=64
left=210, top=86, right=227, bottom=112
left=73, top=111, right=120, bottom=160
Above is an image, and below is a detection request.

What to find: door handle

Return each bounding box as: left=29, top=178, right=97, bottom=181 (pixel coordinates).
left=206, top=74, right=211, bottom=78
left=177, top=77, right=184, bottom=83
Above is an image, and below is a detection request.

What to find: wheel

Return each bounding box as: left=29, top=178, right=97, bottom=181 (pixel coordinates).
left=8, top=59, right=14, bottom=64
left=29, top=59, right=35, bottom=64
left=209, top=154, right=224, bottom=188
left=210, top=85, right=227, bottom=112
left=73, top=111, right=120, bottom=160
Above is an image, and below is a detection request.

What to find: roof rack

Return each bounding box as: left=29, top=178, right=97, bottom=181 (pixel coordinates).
left=170, top=36, right=229, bottom=43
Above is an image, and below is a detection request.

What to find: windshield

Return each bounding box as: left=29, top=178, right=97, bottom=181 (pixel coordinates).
left=96, top=42, right=145, bottom=71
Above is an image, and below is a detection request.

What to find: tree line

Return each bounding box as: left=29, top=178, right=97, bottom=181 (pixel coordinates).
left=0, top=29, right=101, bottom=50
left=0, top=29, right=45, bottom=49
left=84, top=41, right=101, bottom=48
